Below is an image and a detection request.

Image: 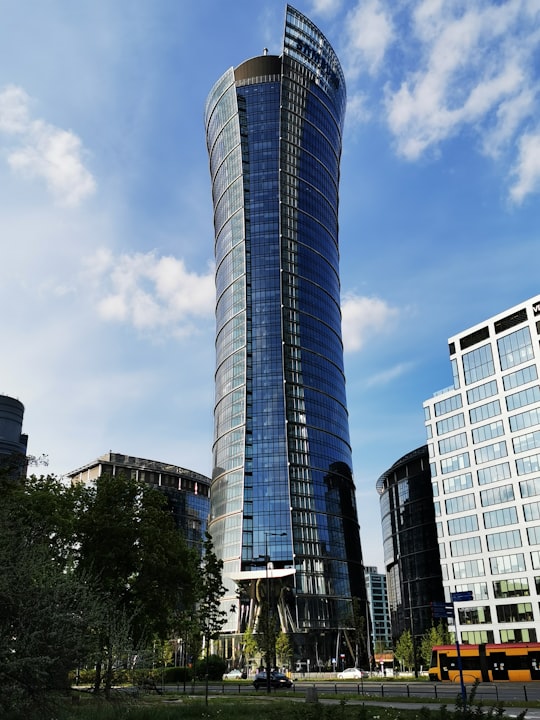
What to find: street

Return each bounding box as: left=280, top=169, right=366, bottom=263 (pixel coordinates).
left=163, top=679, right=540, bottom=705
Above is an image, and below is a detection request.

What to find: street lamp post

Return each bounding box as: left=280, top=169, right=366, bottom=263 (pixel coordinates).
left=263, top=531, right=286, bottom=694
left=432, top=591, right=473, bottom=708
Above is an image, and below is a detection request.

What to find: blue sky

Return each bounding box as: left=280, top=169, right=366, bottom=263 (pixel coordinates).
left=1, top=0, right=539, bottom=570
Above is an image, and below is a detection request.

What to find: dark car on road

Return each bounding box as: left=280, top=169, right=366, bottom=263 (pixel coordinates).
left=253, top=671, right=293, bottom=690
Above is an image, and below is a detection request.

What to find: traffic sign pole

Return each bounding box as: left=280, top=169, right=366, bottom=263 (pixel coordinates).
left=432, top=591, right=473, bottom=707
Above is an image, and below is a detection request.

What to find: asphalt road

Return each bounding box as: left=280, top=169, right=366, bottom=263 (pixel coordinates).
left=162, top=679, right=540, bottom=705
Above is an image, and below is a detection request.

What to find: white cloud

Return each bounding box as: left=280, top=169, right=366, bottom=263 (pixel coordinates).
left=309, top=0, right=342, bottom=16
left=336, top=0, right=540, bottom=202
left=341, top=293, right=399, bottom=352
left=93, top=260, right=400, bottom=353
left=8, top=122, right=96, bottom=207
left=89, top=249, right=215, bottom=336
left=481, top=86, right=536, bottom=160
left=346, top=92, right=371, bottom=126
left=365, top=362, right=414, bottom=388
left=0, top=84, right=30, bottom=133
left=344, top=0, right=394, bottom=78
left=509, top=131, right=540, bottom=204
left=0, top=84, right=95, bottom=206
left=0, top=201, right=215, bottom=477
left=386, top=3, right=540, bottom=158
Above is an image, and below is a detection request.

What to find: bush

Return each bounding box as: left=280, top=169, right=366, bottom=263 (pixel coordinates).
left=162, top=666, right=192, bottom=683
left=193, top=654, right=227, bottom=680
left=71, top=668, right=96, bottom=685
left=131, top=668, right=160, bottom=685
left=71, top=666, right=172, bottom=687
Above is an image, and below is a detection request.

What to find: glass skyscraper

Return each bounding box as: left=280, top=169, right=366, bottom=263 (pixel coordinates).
left=205, top=6, right=367, bottom=668
left=377, top=446, right=445, bottom=650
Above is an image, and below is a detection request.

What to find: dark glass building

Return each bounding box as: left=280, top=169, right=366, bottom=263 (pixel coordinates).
left=0, top=395, right=28, bottom=478
left=377, top=446, right=445, bottom=654
left=67, top=452, right=210, bottom=550
left=205, top=5, right=367, bottom=668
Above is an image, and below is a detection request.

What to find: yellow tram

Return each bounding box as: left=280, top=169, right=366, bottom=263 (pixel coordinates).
left=429, top=643, right=540, bottom=682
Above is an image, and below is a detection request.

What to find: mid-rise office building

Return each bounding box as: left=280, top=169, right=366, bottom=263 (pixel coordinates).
left=67, top=452, right=210, bottom=548
left=205, top=5, right=367, bottom=666
left=364, top=566, right=392, bottom=654
left=424, top=294, right=540, bottom=643
left=377, top=446, right=445, bottom=647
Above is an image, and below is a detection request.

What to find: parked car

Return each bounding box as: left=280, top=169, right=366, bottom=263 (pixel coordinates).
left=223, top=669, right=246, bottom=680
left=338, top=667, right=369, bottom=679
left=253, top=671, right=293, bottom=690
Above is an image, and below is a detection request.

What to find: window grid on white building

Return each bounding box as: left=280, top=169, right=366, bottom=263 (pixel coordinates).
left=424, top=295, right=540, bottom=644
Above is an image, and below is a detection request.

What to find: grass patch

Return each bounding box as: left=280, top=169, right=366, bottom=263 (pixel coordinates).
left=22, top=680, right=537, bottom=720
left=63, top=698, right=428, bottom=720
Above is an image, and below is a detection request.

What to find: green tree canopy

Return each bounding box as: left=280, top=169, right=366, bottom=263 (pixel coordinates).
left=242, top=625, right=258, bottom=665
left=0, top=470, right=201, bottom=703
left=75, top=472, right=199, bottom=693
left=196, top=533, right=227, bottom=704
left=420, top=622, right=453, bottom=668
left=0, top=474, right=99, bottom=719
left=395, top=629, right=414, bottom=671
left=77, top=472, right=199, bottom=639
left=197, top=533, right=227, bottom=645
left=275, top=631, right=293, bottom=669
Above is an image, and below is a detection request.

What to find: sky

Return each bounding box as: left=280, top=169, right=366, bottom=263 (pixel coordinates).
left=1, top=0, right=540, bottom=571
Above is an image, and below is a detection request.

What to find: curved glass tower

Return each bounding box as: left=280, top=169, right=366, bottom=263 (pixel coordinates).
left=205, top=5, right=367, bottom=667
left=377, top=446, right=445, bottom=649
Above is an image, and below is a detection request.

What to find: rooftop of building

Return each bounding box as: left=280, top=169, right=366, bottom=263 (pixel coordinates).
left=66, top=451, right=211, bottom=486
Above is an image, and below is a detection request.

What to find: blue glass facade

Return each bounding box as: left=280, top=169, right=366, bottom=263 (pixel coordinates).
left=206, top=5, right=367, bottom=665
left=377, top=446, right=445, bottom=651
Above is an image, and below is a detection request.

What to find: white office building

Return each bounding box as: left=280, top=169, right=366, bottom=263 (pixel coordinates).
left=424, top=294, right=540, bottom=644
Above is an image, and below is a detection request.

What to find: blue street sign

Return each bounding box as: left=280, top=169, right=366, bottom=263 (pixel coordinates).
left=451, top=591, right=473, bottom=602
left=432, top=609, right=454, bottom=618
left=431, top=601, right=454, bottom=618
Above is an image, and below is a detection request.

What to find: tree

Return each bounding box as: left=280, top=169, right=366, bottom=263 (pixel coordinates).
left=197, top=533, right=228, bottom=645
left=242, top=626, right=258, bottom=670
left=0, top=473, right=99, bottom=719
left=275, top=631, right=293, bottom=670
left=173, top=609, right=201, bottom=674
left=256, top=585, right=279, bottom=686
left=0, top=469, right=201, bottom=707
left=75, top=472, right=198, bottom=695
left=196, top=533, right=227, bottom=704
left=13, top=474, right=82, bottom=567
left=193, top=654, right=227, bottom=681
left=395, top=629, right=415, bottom=672
left=420, top=622, right=453, bottom=668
